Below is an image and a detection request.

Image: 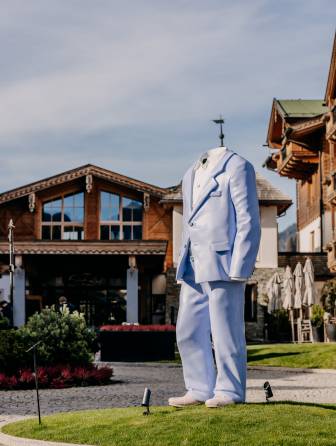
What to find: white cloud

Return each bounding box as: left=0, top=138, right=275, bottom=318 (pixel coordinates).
left=0, top=0, right=335, bottom=231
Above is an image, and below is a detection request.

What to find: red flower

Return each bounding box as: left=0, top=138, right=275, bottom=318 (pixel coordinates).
left=18, top=369, right=35, bottom=387
left=100, top=324, right=176, bottom=332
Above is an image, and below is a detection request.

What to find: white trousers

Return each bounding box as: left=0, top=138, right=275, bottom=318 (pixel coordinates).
left=176, top=250, right=247, bottom=402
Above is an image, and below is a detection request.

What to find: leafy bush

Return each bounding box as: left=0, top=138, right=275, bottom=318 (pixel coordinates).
left=310, top=304, right=324, bottom=328
left=0, top=316, right=10, bottom=330
left=0, top=329, right=28, bottom=374
left=0, top=306, right=97, bottom=374
left=321, top=278, right=336, bottom=315
left=20, top=306, right=97, bottom=367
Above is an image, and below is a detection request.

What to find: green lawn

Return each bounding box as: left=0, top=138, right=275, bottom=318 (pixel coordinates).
left=3, top=404, right=336, bottom=446
left=169, top=343, right=336, bottom=369
left=247, top=343, right=336, bottom=369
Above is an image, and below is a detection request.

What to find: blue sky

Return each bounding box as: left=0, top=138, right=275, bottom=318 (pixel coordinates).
left=0, top=1, right=335, bottom=230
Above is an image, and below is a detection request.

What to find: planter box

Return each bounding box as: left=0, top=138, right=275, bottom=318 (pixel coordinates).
left=326, top=323, right=336, bottom=342
left=99, top=329, right=176, bottom=361
left=312, top=325, right=324, bottom=343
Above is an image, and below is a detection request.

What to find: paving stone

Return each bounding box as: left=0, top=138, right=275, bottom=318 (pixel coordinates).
left=1, top=363, right=336, bottom=416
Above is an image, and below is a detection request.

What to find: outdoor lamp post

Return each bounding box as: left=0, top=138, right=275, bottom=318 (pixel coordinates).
left=142, top=387, right=151, bottom=415
left=26, top=340, right=43, bottom=424
left=8, top=219, right=15, bottom=326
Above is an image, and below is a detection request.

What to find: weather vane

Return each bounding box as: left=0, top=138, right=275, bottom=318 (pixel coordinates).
left=212, top=115, right=225, bottom=147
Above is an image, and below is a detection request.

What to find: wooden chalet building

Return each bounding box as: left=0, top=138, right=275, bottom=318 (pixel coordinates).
left=0, top=160, right=291, bottom=340
left=265, top=33, right=336, bottom=277
left=0, top=165, right=173, bottom=327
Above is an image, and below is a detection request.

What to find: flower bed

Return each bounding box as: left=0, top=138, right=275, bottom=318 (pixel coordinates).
left=99, top=324, right=176, bottom=361
left=100, top=324, right=176, bottom=332
left=0, top=364, right=113, bottom=390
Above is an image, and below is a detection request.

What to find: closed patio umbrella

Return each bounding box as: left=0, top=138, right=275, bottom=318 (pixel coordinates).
left=267, top=272, right=282, bottom=314
left=303, top=257, right=315, bottom=308
left=293, top=262, right=304, bottom=309
left=283, top=265, right=294, bottom=310
left=283, top=265, right=295, bottom=342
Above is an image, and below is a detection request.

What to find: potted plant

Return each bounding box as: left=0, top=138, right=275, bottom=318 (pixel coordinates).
left=310, top=304, right=324, bottom=342
left=99, top=324, right=176, bottom=361
left=321, top=278, right=336, bottom=341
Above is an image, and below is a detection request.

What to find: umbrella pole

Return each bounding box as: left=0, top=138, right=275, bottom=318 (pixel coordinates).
left=290, top=309, right=295, bottom=343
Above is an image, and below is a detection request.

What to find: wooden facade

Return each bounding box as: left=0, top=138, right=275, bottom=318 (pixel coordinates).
left=0, top=164, right=178, bottom=326
left=265, top=33, right=336, bottom=269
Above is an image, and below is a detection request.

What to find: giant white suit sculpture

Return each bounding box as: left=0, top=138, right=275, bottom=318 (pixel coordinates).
left=168, top=146, right=261, bottom=408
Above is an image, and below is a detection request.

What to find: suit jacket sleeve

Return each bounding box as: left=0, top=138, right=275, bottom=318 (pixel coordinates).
left=228, top=159, right=261, bottom=279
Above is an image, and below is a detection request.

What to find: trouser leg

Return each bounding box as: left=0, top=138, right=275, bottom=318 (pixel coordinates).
left=206, top=280, right=247, bottom=402
left=176, top=256, right=216, bottom=401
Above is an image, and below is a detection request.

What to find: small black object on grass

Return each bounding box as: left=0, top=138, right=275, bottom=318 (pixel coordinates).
left=264, top=381, right=273, bottom=403
left=142, top=387, right=151, bottom=415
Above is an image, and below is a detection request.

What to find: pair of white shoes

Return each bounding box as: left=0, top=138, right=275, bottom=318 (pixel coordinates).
left=168, top=392, right=242, bottom=408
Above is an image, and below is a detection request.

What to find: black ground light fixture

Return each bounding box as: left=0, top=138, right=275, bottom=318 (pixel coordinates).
left=142, top=387, right=151, bottom=415
left=26, top=340, right=43, bottom=424
left=264, top=381, right=273, bottom=402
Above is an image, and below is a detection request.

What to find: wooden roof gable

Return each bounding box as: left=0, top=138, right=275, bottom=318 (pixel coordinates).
left=325, top=33, right=336, bottom=104
left=0, top=164, right=167, bottom=205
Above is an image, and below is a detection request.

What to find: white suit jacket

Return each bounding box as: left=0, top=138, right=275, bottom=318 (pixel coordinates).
left=175, top=148, right=261, bottom=284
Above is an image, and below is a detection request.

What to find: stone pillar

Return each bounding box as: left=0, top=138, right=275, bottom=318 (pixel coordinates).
left=13, top=266, right=25, bottom=327
left=126, top=258, right=139, bottom=323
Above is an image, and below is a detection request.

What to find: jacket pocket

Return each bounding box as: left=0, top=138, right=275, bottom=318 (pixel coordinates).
left=210, top=241, right=230, bottom=251
left=209, top=190, right=222, bottom=197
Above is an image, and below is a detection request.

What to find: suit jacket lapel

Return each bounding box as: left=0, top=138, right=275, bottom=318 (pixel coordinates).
left=187, top=149, right=235, bottom=223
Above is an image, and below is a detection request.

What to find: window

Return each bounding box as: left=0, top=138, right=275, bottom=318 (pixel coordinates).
left=100, top=191, right=142, bottom=240
left=42, top=192, right=84, bottom=240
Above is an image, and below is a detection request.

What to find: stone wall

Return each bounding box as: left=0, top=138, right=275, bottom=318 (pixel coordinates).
left=164, top=254, right=336, bottom=342
left=278, top=252, right=334, bottom=279
left=165, top=266, right=181, bottom=324
left=164, top=265, right=284, bottom=342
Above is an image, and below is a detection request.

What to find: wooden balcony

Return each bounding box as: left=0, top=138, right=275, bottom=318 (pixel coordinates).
left=273, top=142, right=319, bottom=180
left=326, top=107, right=336, bottom=142
left=327, top=240, right=336, bottom=272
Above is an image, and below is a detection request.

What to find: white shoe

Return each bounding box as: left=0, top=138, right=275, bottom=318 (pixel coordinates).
left=205, top=395, right=242, bottom=408
left=168, top=393, right=204, bottom=407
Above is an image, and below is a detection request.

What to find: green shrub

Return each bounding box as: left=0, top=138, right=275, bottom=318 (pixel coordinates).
left=321, top=278, right=336, bottom=315
left=310, top=304, right=324, bottom=328
left=0, top=306, right=97, bottom=374
left=0, top=316, right=10, bottom=330
left=20, top=306, right=97, bottom=366
left=0, top=329, right=28, bottom=374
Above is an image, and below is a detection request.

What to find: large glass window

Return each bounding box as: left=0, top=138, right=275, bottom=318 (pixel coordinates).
left=100, top=191, right=142, bottom=240
left=42, top=192, right=84, bottom=240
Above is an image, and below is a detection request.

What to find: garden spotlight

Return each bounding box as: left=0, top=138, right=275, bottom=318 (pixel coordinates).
left=142, top=387, right=151, bottom=415
left=264, top=381, right=273, bottom=402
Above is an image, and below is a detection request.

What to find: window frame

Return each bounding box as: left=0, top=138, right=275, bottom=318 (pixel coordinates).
left=41, top=191, right=85, bottom=241
left=99, top=190, right=143, bottom=241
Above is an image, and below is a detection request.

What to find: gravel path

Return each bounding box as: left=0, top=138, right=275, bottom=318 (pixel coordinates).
left=1, top=363, right=336, bottom=416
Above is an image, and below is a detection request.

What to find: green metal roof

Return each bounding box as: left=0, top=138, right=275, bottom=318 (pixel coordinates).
left=276, top=99, right=327, bottom=118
